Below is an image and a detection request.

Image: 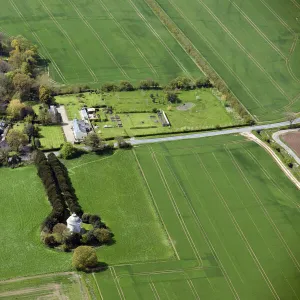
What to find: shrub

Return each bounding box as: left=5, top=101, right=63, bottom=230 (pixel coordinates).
left=53, top=223, right=67, bottom=234
left=44, top=234, right=58, bottom=248
left=93, top=228, right=112, bottom=244
left=65, top=233, right=81, bottom=249
left=118, top=80, right=134, bottom=91
left=60, top=142, right=78, bottom=160
left=89, top=214, right=101, bottom=225
left=72, top=246, right=98, bottom=271
left=82, top=213, right=91, bottom=223
left=101, top=83, right=118, bottom=93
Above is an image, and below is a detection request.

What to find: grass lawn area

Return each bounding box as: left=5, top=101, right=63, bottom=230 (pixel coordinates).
left=85, top=136, right=300, bottom=299
left=64, top=151, right=174, bottom=264
left=0, top=166, right=71, bottom=280
left=56, top=89, right=238, bottom=139
left=39, top=126, right=65, bottom=150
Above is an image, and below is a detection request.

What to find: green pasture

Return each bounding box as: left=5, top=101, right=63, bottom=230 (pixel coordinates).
left=0, top=0, right=200, bottom=85
left=39, top=125, right=65, bottom=150
left=0, top=166, right=71, bottom=280
left=56, top=89, right=236, bottom=139
left=85, top=136, right=300, bottom=299
left=156, top=0, right=300, bottom=121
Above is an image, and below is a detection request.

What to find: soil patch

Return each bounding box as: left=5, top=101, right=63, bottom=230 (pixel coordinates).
left=176, top=102, right=195, bottom=111
left=281, top=131, right=300, bottom=157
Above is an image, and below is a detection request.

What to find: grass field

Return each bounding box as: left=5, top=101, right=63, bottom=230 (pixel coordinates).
left=155, top=0, right=300, bottom=121
left=0, top=0, right=201, bottom=85
left=0, top=166, right=71, bottom=280
left=80, top=136, right=300, bottom=299
left=39, top=125, right=65, bottom=150
left=56, top=89, right=237, bottom=139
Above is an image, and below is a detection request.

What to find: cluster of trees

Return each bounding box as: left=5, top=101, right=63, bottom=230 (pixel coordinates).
left=35, top=150, right=113, bottom=251
left=144, top=0, right=254, bottom=124
left=0, top=33, right=55, bottom=122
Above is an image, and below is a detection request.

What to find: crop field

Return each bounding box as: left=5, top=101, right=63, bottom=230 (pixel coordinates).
left=155, top=0, right=300, bottom=121
left=0, top=0, right=201, bottom=85
left=0, top=166, right=71, bottom=280
left=80, top=136, right=300, bottom=299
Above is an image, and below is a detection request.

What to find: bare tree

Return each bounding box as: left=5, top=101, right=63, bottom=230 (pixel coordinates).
left=285, top=111, right=298, bottom=128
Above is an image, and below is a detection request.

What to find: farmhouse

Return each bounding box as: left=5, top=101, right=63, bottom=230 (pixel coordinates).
left=80, top=108, right=89, bottom=121
left=73, top=119, right=88, bottom=142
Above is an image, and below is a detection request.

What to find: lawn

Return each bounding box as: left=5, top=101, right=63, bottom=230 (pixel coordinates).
left=56, top=89, right=237, bottom=139
left=155, top=0, right=300, bottom=122
left=85, top=136, right=300, bottom=299
left=39, top=125, right=65, bottom=150
left=0, top=0, right=201, bottom=85
left=0, top=166, right=72, bottom=280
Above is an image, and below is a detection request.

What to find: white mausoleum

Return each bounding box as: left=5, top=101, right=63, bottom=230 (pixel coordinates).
left=67, top=213, right=82, bottom=233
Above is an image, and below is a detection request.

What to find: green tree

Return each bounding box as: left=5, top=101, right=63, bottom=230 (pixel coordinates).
left=39, top=85, right=53, bottom=105
left=93, top=228, right=112, bottom=244
left=84, top=133, right=102, bottom=151
left=60, top=142, right=78, bottom=159
left=12, top=73, right=32, bottom=98
left=38, top=107, right=52, bottom=125
left=164, top=91, right=180, bottom=103
left=6, top=129, right=27, bottom=151
left=6, top=99, right=25, bottom=119
left=119, top=80, right=134, bottom=91
left=23, top=123, right=39, bottom=141
left=72, top=246, right=98, bottom=271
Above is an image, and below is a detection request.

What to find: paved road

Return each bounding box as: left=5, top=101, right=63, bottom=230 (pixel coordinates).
left=130, top=118, right=300, bottom=145
left=273, top=129, right=300, bottom=165
left=57, top=106, right=75, bottom=143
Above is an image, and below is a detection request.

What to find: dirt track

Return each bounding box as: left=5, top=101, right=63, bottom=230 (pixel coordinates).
left=281, top=131, right=300, bottom=157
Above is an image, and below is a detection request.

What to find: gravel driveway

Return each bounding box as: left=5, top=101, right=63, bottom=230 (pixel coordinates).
left=57, top=106, right=75, bottom=143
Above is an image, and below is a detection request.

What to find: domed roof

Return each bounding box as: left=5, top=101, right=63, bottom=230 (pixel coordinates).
left=67, top=213, right=82, bottom=226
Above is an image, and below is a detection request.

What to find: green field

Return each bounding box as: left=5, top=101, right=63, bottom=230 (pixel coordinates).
left=0, top=166, right=71, bottom=280
left=82, top=136, right=300, bottom=299
left=155, top=0, right=300, bottom=121
left=0, top=0, right=201, bottom=85
left=56, top=89, right=237, bottom=139
left=39, top=125, right=65, bottom=150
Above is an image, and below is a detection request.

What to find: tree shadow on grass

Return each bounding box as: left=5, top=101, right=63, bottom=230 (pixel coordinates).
left=85, top=262, right=109, bottom=273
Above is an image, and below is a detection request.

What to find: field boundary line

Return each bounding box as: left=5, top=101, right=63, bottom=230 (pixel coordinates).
left=109, top=267, right=125, bottom=300
left=195, top=0, right=291, bottom=103
left=97, top=0, right=159, bottom=78
left=167, top=0, right=262, bottom=109
left=132, top=149, right=180, bottom=260
left=195, top=152, right=280, bottom=299
left=150, top=148, right=202, bottom=265
left=92, top=273, right=104, bottom=300
left=39, top=0, right=98, bottom=82
left=291, top=0, right=300, bottom=9
left=67, top=0, right=130, bottom=80
left=226, top=143, right=300, bottom=272
left=127, top=0, right=194, bottom=80
left=9, top=0, right=67, bottom=83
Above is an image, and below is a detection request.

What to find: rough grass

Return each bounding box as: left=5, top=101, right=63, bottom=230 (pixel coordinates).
left=87, top=136, right=300, bottom=299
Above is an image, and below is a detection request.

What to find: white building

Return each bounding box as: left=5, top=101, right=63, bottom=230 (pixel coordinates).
left=73, top=119, right=88, bottom=142
left=67, top=213, right=82, bottom=233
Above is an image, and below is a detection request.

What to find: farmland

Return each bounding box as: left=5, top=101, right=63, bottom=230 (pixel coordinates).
left=154, top=0, right=300, bottom=121
left=56, top=89, right=237, bottom=139
left=0, top=0, right=201, bottom=85
left=81, top=136, right=299, bottom=299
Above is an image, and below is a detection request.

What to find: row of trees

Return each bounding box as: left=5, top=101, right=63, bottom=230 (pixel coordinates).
left=47, top=153, right=83, bottom=216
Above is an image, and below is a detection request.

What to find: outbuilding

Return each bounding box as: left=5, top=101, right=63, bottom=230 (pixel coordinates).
left=67, top=213, right=82, bottom=233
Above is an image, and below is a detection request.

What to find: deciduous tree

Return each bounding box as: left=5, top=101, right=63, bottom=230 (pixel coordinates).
left=72, top=246, right=98, bottom=271
left=6, top=99, right=25, bottom=119
left=6, top=129, right=27, bottom=151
